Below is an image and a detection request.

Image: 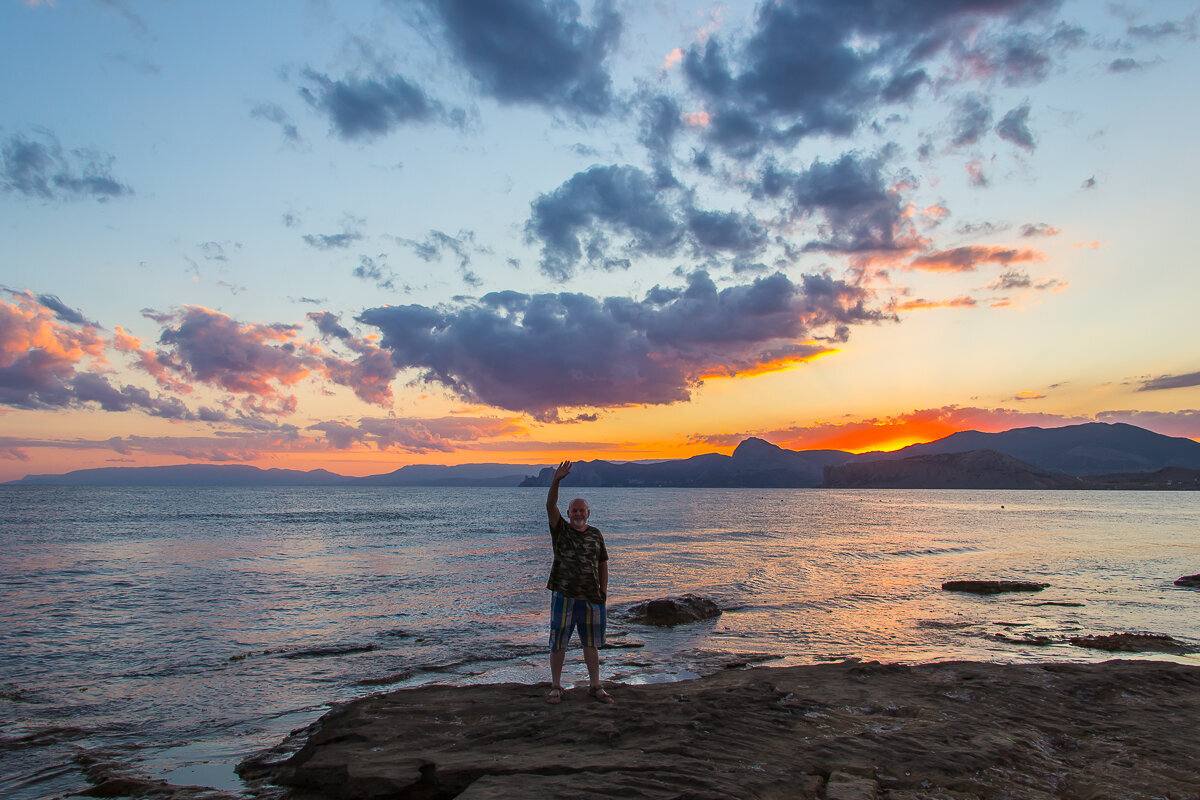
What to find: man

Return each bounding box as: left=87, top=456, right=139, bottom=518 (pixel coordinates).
left=545, top=460, right=613, bottom=704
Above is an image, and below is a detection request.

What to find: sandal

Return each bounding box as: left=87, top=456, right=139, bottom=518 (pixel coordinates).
left=547, top=687, right=563, bottom=704
left=588, top=686, right=614, bottom=704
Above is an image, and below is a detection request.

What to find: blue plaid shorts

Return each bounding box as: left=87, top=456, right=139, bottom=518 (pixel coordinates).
left=548, top=591, right=606, bottom=651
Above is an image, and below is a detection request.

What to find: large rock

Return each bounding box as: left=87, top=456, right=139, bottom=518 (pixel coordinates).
left=238, top=660, right=1200, bottom=800
left=1174, top=573, right=1200, bottom=588
left=942, top=580, right=1048, bottom=595
left=622, top=593, right=722, bottom=626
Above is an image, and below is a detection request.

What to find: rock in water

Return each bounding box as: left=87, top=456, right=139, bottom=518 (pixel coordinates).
left=1174, top=573, right=1200, bottom=588
left=941, top=580, right=1048, bottom=595
left=623, top=593, right=722, bottom=625
left=1068, top=633, right=1196, bottom=654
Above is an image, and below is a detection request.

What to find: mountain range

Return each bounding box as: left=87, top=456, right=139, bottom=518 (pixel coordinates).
left=7, top=422, right=1200, bottom=488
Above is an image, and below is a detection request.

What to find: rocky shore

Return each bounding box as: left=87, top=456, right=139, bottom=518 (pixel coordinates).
left=237, top=659, right=1200, bottom=800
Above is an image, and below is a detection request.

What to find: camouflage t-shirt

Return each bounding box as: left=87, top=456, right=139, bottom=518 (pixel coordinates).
left=546, top=517, right=608, bottom=604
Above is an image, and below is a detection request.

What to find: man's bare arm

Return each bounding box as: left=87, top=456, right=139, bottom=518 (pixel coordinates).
left=547, top=460, right=572, bottom=527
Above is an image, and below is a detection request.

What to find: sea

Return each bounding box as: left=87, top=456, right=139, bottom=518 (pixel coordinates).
left=1, top=486, right=1198, bottom=799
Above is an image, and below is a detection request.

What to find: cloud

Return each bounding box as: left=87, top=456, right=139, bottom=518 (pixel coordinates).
left=893, top=296, right=976, bottom=311
left=0, top=292, right=211, bottom=419
left=358, top=269, right=887, bottom=419
left=0, top=292, right=105, bottom=409
left=427, top=0, right=621, bottom=115
left=1, top=130, right=132, bottom=201
left=989, top=269, right=1032, bottom=290
left=950, top=94, right=994, bottom=148
left=677, top=0, right=1065, bottom=156
left=757, top=152, right=918, bottom=254
left=996, top=103, right=1035, bottom=150
left=303, top=231, right=363, bottom=250
left=35, top=294, right=98, bottom=327
left=527, top=151, right=917, bottom=278
left=397, top=229, right=489, bottom=285
left=156, top=306, right=315, bottom=398
left=1108, top=57, right=1141, bottom=73
left=308, top=415, right=524, bottom=451
left=307, top=311, right=400, bottom=405
left=352, top=255, right=398, bottom=290
left=1137, top=370, right=1200, bottom=393
left=907, top=245, right=1043, bottom=272
left=300, top=69, right=457, bottom=140
left=250, top=102, right=301, bottom=141
left=526, top=164, right=683, bottom=278
left=1020, top=222, right=1060, bottom=237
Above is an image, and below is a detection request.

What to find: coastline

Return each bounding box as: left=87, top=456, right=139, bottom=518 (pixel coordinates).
left=233, top=658, right=1200, bottom=800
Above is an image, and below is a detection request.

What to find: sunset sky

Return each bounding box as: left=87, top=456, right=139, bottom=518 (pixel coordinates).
left=2, top=0, right=1199, bottom=481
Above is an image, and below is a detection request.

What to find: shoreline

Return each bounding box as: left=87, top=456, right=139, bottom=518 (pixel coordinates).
left=231, top=658, right=1200, bottom=800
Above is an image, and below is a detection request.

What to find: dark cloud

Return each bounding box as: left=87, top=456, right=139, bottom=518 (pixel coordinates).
left=70, top=373, right=194, bottom=419
left=678, top=0, right=1064, bottom=156
left=989, top=269, right=1033, bottom=290
left=637, top=93, right=683, bottom=158
left=250, top=102, right=301, bottom=141
left=427, top=0, right=621, bottom=115
left=307, top=311, right=400, bottom=405
left=757, top=152, right=914, bottom=254
left=352, top=255, right=398, bottom=290
left=1108, top=57, right=1142, bottom=73
left=357, top=270, right=886, bottom=418
left=1138, top=371, right=1200, bottom=393
left=303, top=231, right=363, bottom=250
left=308, top=415, right=522, bottom=451
left=1, top=131, right=132, bottom=201
left=526, top=164, right=683, bottom=278
left=35, top=294, right=98, bottom=327
left=950, top=94, right=994, bottom=148
left=996, top=103, right=1035, bottom=150
left=1020, top=222, right=1060, bottom=237
left=526, top=151, right=912, bottom=277
left=1081, top=176, right=1096, bottom=189
left=397, top=229, right=489, bottom=286
left=301, top=69, right=456, bottom=140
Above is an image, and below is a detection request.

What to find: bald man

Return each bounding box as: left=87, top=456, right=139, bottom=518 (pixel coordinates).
left=544, top=460, right=612, bottom=704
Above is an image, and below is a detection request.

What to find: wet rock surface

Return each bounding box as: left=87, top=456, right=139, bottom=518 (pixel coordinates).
left=1174, top=573, right=1200, bottom=588
left=620, top=593, right=723, bottom=625
left=239, top=660, right=1200, bottom=800
left=1068, top=632, right=1197, bottom=654
left=941, top=580, right=1048, bottom=594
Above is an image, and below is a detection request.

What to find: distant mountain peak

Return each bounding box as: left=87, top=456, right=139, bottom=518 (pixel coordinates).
left=732, top=437, right=785, bottom=457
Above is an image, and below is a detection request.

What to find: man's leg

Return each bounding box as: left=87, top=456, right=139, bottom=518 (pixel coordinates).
left=582, top=645, right=600, bottom=686
left=550, top=647, right=566, bottom=688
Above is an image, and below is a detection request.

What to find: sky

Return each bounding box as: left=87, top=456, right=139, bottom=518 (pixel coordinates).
left=2, top=0, right=1199, bottom=481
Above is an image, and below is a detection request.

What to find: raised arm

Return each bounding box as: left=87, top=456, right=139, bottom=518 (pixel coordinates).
left=546, top=460, right=572, bottom=528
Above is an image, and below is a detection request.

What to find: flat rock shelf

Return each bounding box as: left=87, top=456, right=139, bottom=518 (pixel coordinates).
left=238, top=660, right=1200, bottom=800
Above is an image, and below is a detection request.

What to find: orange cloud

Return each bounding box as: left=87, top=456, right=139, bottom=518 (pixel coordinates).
left=893, top=296, right=976, bottom=311
left=662, top=47, right=684, bottom=71
left=1013, top=391, right=1046, bottom=401
left=0, top=293, right=103, bottom=366
left=113, top=325, right=193, bottom=393
left=906, top=245, right=1044, bottom=273
left=681, top=110, right=711, bottom=127
left=697, top=346, right=838, bottom=380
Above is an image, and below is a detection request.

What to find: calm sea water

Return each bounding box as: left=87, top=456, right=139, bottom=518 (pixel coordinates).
left=1, top=486, right=1198, bottom=799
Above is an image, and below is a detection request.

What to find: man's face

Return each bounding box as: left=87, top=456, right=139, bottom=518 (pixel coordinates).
left=567, top=499, right=589, bottom=528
